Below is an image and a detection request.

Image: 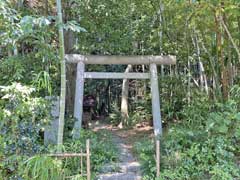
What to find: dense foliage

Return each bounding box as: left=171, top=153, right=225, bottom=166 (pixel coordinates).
left=0, top=0, right=240, bottom=179
left=133, top=90, right=240, bottom=180
left=20, top=130, right=117, bottom=180
left=0, top=83, right=49, bottom=178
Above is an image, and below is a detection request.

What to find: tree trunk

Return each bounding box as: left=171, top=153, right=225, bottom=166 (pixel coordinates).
left=199, top=61, right=209, bottom=95
left=45, top=0, right=48, bottom=16
left=215, top=12, right=228, bottom=100
left=119, top=65, right=132, bottom=127
left=64, top=30, right=77, bottom=114
left=199, top=33, right=220, bottom=100
left=17, top=0, right=23, bottom=9
left=142, top=65, right=147, bottom=95
left=220, top=15, right=240, bottom=63
left=187, top=59, right=191, bottom=105
left=192, top=34, right=208, bottom=94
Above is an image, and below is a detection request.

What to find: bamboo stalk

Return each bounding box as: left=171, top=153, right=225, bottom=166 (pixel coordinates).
left=56, top=0, right=66, bottom=153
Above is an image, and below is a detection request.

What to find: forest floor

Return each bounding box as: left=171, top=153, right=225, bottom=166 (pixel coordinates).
left=91, top=121, right=153, bottom=180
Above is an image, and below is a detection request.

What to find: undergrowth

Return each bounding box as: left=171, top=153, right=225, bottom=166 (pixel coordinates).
left=133, top=96, right=240, bottom=180
left=20, top=129, right=118, bottom=180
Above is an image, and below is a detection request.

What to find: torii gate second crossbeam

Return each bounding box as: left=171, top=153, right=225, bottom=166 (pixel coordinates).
left=65, top=54, right=176, bottom=139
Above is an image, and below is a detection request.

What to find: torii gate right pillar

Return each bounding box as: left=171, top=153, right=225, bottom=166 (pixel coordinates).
left=150, top=63, right=162, bottom=136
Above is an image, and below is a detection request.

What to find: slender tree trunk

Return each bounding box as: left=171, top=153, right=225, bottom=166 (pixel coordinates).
left=64, top=30, right=77, bottom=114
left=227, top=32, right=233, bottom=87
left=169, top=65, right=173, bottom=105
left=159, top=0, right=164, bottom=55
left=8, top=47, right=12, bottom=57
left=196, top=46, right=204, bottom=92
left=56, top=0, right=66, bottom=153
left=203, top=73, right=208, bottom=95
left=187, top=59, right=191, bottom=105
left=195, top=35, right=209, bottom=95
left=199, top=33, right=220, bottom=100
left=45, top=0, right=48, bottom=16
left=199, top=61, right=209, bottom=95
left=192, top=34, right=207, bottom=93
left=108, top=82, right=111, bottom=114
left=17, top=0, right=23, bottom=9
left=120, top=65, right=132, bottom=127
left=215, top=11, right=228, bottom=100
left=220, top=15, right=240, bottom=63
left=159, top=0, right=165, bottom=98
left=13, top=46, right=18, bottom=56
left=142, top=65, right=147, bottom=94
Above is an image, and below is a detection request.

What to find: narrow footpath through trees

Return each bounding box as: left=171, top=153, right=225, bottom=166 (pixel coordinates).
left=92, top=122, right=145, bottom=180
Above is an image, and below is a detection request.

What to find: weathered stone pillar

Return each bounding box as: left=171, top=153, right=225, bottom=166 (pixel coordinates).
left=44, top=97, right=59, bottom=145
left=72, top=62, right=85, bottom=139
left=150, top=64, right=162, bottom=136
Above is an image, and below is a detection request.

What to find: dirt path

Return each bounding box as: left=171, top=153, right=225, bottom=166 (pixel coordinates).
left=92, top=122, right=145, bottom=180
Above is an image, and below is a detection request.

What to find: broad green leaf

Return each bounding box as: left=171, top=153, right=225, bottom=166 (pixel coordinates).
left=235, top=113, right=240, bottom=121
left=64, top=21, right=87, bottom=33
left=217, top=125, right=228, bottom=134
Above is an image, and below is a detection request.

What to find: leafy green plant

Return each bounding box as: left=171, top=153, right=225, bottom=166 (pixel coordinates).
left=133, top=138, right=156, bottom=180
left=230, top=85, right=240, bottom=107
left=134, top=99, right=240, bottom=180
left=0, top=83, right=50, bottom=178
left=107, top=103, right=122, bottom=125
left=159, top=135, right=240, bottom=180
left=21, top=155, right=65, bottom=180
left=180, top=92, right=210, bottom=128
left=0, top=1, right=59, bottom=97
left=206, top=100, right=240, bottom=137
left=63, top=130, right=118, bottom=177
left=128, top=95, right=152, bottom=126
left=128, top=106, right=152, bottom=126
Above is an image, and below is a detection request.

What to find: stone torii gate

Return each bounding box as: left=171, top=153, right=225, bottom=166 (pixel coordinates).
left=65, top=55, right=176, bottom=138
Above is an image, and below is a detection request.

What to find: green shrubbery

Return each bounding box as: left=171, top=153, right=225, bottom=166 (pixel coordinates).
left=107, top=103, right=122, bottom=125
left=129, top=95, right=152, bottom=126
left=21, top=156, right=65, bottom=180
left=20, top=130, right=118, bottom=180
left=133, top=93, right=240, bottom=180
left=108, top=95, right=152, bottom=127
left=63, top=130, right=118, bottom=176
left=0, top=83, right=50, bottom=179
left=0, top=83, right=118, bottom=179
left=133, top=139, right=156, bottom=180
left=159, top=129, right=240, bottom=180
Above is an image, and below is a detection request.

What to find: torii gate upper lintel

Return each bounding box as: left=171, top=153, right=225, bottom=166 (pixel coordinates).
left=65, top=54, right=176, bottom=139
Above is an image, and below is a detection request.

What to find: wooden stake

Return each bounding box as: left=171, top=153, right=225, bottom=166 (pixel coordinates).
left=156, top=139, right=160, bottom=178
left=86, top=139, right=90, bottom=180
left=80, top=149, right=83, bottom=176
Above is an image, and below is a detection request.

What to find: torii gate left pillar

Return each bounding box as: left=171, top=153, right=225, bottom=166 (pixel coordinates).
left=65, top=55, right=176, bottom=139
